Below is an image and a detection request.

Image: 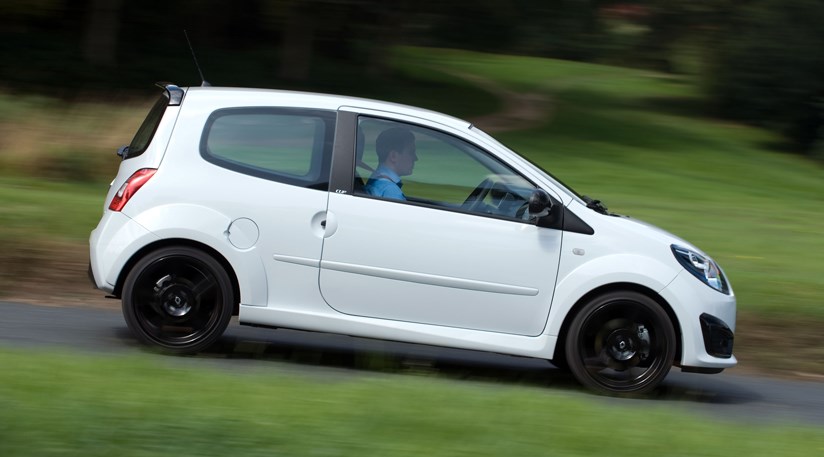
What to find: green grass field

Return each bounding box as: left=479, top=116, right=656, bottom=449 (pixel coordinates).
left=1, top=348, right=821, bottom=457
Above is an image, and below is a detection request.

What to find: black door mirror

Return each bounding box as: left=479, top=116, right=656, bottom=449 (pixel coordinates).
left=528, top=189, right=552, bottom=219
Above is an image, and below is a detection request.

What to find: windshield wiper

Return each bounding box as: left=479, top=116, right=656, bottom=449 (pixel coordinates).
left=582, top=195, right=610, bottom=215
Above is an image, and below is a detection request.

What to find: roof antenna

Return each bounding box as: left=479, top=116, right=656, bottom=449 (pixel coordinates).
left=184, top=30, right=210, bottom=87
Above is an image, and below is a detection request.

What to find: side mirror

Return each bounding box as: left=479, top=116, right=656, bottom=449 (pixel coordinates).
left=528, top=189, right=552, bottom=219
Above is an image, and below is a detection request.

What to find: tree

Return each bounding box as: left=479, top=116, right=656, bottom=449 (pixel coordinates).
left=273, top=0, right=316, bottom=81
left=82, top=0, right=124, bottom=67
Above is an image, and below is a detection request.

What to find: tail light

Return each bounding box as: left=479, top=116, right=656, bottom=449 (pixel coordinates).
left=109, top=168, right=157, bottom=211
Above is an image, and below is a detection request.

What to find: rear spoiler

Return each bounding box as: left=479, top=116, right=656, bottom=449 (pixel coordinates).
left=155, top=82, right=185, bottom=106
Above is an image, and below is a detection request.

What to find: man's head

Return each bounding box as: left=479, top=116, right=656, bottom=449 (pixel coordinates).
left=376, top=127, right=417, bottom=176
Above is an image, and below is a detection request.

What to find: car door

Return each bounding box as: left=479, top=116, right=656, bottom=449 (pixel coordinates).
left=318, top=112, right=562, bottom=336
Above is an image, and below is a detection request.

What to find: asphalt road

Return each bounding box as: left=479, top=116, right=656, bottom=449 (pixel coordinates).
left=2, top=300, right=823, bottom=425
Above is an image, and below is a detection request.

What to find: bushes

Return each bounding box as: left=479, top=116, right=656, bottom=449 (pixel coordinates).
left=29, top=146, right=113, bottom=183
left=26, top=147, right=107, bottom=182
left=0, top=92, right=138, bottom=183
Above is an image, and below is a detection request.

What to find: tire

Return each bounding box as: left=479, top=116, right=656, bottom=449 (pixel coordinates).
left=564, top=291, right=676, bottom=395
left=122, top=246, right=234, bottom=354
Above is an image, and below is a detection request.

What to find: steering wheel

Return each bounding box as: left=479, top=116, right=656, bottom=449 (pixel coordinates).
left=515, top=201, right=531, bottom=220
left=461, top=178, right=493, bottom=212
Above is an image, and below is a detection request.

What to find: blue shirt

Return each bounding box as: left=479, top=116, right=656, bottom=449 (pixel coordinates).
left=364, top=165, right=405, bottom=200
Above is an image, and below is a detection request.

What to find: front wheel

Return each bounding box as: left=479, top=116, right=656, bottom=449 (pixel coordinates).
left=122, top=246, right=234, bottom=354
left=565, top=291, right=676, bottom=395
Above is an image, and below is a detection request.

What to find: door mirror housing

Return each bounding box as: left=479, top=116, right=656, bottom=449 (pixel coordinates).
left=528, top=188, right=552, bottom=219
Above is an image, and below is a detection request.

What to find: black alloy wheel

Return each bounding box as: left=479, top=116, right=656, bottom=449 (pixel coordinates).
left=565, top=291, right=676, bottom=395
left=122, top=246, right=234, bottom=354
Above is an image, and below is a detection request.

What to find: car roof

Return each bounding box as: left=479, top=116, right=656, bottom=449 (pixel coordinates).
left=183, top=86, right=472, bottom=131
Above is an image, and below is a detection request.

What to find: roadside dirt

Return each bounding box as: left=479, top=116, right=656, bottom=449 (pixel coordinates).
left=733, top=312, right=824, bottom=381
left=0, top=242, right=114, bottom=310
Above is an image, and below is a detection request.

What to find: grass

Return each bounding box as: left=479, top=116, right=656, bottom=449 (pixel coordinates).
left=0, top=347, right=821, bottom=457
left=0, top=176, right=105, bottom=241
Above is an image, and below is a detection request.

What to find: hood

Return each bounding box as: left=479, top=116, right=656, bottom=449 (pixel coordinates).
left=614, top=214, right=697, bottom=250
left=570, top=199, right=705, bottom=257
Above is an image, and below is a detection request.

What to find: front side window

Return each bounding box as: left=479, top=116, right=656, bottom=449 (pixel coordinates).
left=355, top=117, right=537, bottom=221
left=201, top=108, right=335, bottom=190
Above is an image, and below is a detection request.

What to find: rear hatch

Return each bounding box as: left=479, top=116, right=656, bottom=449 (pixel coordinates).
left=103, top=83, right=185, bottom=211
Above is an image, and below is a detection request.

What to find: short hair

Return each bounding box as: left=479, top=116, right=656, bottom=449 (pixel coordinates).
left=375, top=127, right=415, bottom=163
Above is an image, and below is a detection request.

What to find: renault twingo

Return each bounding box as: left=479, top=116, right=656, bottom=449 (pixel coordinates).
left=89, top=83, right=736, bottom=394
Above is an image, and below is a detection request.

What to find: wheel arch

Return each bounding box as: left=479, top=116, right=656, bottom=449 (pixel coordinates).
left=552, top=282, right=682, bottom=366
left=112, top=238, right=241, bottom=316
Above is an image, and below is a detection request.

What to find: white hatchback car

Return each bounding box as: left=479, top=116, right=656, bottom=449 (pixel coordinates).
left=89, top=83, right=736, bottom=394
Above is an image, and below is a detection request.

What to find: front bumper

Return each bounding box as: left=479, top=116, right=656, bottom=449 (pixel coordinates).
left=700, top=313, right=734, bottom=359
left=660, top=270, right=737, bottom=370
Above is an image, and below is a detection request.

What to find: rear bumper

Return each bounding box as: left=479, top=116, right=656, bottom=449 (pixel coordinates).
left=87, top=262, right=97, bottom=289
left=89, top=210, right=155, bottom=294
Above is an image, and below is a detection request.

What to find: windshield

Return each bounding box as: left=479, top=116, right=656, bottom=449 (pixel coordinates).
left=469, top=125, right=585, bottom=203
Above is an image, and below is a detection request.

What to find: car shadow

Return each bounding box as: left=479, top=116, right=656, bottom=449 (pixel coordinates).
left=654, top=372, right=762, bottom=405
left=161, top=323, right=762, bottom=405
left=200, top=327, right=579, bottom=390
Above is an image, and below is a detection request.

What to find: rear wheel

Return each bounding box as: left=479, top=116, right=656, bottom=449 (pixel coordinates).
left=565, top=291, right=676, bottom=395
left=122, top=246, right=234, bottom=354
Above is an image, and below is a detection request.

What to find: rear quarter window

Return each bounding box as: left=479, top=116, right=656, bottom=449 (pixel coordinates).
left=200, top=108, right=335, bottom=190
left=126, top=94, right=169, bottom=159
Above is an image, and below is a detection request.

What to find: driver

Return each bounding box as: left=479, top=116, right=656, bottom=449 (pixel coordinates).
left=364, top=127, right=417, bottom=201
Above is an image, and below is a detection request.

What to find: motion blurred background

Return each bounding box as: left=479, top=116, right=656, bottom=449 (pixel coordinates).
left=1, top=0, right=822, bottom=378
left=3, top=0, right=823, bottom=150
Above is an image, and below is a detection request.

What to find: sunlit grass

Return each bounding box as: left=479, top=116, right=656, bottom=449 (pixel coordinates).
left=0, top=176, right=104, bottom=241
left=0, top=348, right=821, bottom=457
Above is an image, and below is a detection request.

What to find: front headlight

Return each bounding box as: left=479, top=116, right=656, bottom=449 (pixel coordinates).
left=671, top=245, right=730, bottom=295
